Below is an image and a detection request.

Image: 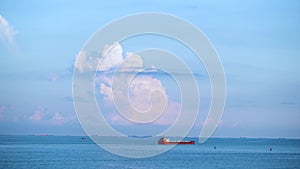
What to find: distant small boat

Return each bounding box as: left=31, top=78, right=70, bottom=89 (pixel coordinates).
left=158, top=137, right=195, bottom=145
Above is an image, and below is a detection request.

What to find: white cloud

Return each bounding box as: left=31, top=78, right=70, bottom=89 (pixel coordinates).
left=99, top=83, right=113, bottom=102
left=74, top=42, right=125, bottom=73
left=128, top=75, right=166, bottom=112
left=121, top=52, right=143, bottom=70
left=97, top=44, right=167, bottom=110
left=75, top=42, right=181, bottom=125
left=99, top=42, right=124, bottom=71
left=94, top=43, right=171, bottom=124
left=74, top=50, right=100, bottom=73
left=0, top=15, right=16, bottom=47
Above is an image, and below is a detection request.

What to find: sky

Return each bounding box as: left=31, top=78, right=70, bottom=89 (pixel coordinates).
left=0, top=0, right=299, bottom=138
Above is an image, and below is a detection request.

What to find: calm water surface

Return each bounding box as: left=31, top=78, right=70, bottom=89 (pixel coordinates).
left=0, top=136, right=299, bottom=169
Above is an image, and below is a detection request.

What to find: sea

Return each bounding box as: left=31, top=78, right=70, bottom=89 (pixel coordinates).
left=0, top=135, right=299, bottom=169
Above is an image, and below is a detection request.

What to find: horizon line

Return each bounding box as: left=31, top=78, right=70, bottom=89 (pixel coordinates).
left=0, top=134, right=299, bottom=140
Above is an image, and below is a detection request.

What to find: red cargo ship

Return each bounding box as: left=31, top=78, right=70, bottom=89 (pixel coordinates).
left=158, top=137, right=195, bottom=145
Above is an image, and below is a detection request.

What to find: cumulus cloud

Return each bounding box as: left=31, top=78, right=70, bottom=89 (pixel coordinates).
left=0, top=15, right=16, bottom=48
left=74, top=42, right=161, bottom=73
left=121, top=52, right=143, bottom=70
left=96, top=43, right=167, bottom=109
left=92, top=42, right=173, bottom=124
left=128, top=75, right=166, bottom=112
left=99, top=42, right=124, bottom=71
left=75, top=42, right=184, bottom=125
left=99, top=83, right=113, bottom=102
left=74, top=42, right=125, bottom=73
left=74, top=42, right=150, bottom=73
left=74, top=51, right=99, bottom=73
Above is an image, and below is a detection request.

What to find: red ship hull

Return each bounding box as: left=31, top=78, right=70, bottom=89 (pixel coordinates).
left=158, top=141, right=195, bottom=145
left=157, top=138, right=195, bottom=145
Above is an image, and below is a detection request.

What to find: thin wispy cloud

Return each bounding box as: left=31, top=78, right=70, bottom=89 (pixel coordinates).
left=27, top=106, right=76, bottom=126
left=0, top=15, right=16, bottom=48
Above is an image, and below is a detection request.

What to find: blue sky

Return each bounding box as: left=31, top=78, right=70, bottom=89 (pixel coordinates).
left=0, top=0, right=299, bottom=138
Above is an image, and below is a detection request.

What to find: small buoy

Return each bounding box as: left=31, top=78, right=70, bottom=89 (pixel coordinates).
left=269, top=147, right=272, bottom=151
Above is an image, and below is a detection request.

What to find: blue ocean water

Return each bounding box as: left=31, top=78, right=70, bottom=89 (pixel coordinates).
left=0, top=135, right=299, bottom=169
